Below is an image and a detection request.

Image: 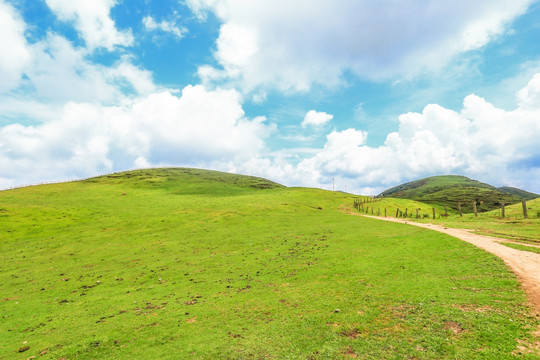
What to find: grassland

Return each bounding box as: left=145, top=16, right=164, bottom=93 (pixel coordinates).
left=357, top=197, right=540, bottom=244
left=499, top=242, right=540, bottom=254
left=1, top=168, right=539, bottom=359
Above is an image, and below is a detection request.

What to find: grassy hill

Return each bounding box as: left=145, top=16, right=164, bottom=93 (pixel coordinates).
left=379, top=175, right=537, bottom=213
left=1, top=168, right=538, bottom=359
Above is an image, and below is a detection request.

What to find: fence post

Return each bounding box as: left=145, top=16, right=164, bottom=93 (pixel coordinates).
left=404, top=208, right=408, bottom=217
left=457, top=202, right=462, bottom=217
left=473, top=201, right=478, bottom=217
left=384, top=208, right=387, bottom=217
left=416, top=208, right=419, bottom=219
left=444, top=205, right=447, bottom=217
left=501, top=202, right=505, bottom=219
left=522, top=199, right=528, bottom=219
left=396, top=208, right=399, bottom=218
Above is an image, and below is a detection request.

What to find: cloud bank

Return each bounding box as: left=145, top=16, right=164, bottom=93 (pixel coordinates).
left=0, top=86, right=271, bottom=187
left=188, top=0, right=534, bottom=92
left=0, top=0, right=31, bottom=93
left=1, top=0, right=539, bottom=196
left=292, top=78, right=540, bottom=193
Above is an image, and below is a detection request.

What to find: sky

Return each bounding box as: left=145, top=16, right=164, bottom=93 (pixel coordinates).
left=1, top=0, right=540, bottom=194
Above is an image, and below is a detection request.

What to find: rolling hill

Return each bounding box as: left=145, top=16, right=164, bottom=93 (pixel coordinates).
left=1, top=168, right=538, bottom=359
left=379, top=175, right=538, bottom=213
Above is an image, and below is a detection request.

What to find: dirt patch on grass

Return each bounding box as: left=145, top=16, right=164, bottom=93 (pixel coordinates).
left=343, top=347, right=358, bottom=358
left=452, top=304, right=494, bottom=313
left=443, top=321, right=464, bottom=335
left=340, top=328, right=362, bottom=339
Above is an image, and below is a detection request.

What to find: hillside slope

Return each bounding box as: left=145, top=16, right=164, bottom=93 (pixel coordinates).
left=1, top=168, right=538, bottom=359
left=498, top=186, right=539, bottom=201
left=82, top=167, right=284, bottom=194
left=379, top=175, right=537, bottom=213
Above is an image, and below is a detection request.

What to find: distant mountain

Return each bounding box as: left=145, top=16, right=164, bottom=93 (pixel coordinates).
left=379, top=175, right=538, bottom=213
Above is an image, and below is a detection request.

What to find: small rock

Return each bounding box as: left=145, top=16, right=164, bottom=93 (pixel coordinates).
left=18, top=346, right=30, bottom=352
left=333, top=309, right=340, bottom=313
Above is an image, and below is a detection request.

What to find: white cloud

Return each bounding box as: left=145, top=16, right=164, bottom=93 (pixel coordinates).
left=0, top=2, right=151, bottom=105
left=302, top=110, right=333, bottom=128
left=45, top=0, right=133, bottom=51
left=27, top=34, right=116, bottom=102
left=292, top=78, right=540, bottom=194
left=203, top=72, right=540, bottom=195
left=12, top=33, right=155, bottom=105
left=143, top=16, right=186, bottom=39
left=187, top=0, right=533, bottom=93
left=3, top=74, right=540, bottom=194
left=0, top=0, right=31, bottom=93
left=517, top=73, right=540, bottom=109
left=109, top=60, right=157, bottom=96
left=0, top=86, right=273, bottom=188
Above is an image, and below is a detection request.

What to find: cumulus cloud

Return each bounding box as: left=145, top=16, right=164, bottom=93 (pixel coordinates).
left=45, top=0, right=133, bottom=51
left=0, top=0, right=31, bottom=93
left=517, top=73, right=540, bottom=109
left=0, top=1, right=152, bottom=104
left=3, top=72, right=540, bottom=194
left=187, top=0, right=533, bottom=93
left=293, top=77, right=540, bottom=194
left=205, top=72, right=540, bottom=195
left=4, top=32, right=155, bottom=106
left=0, top=86, right=273, bottom=188
left=301, top=110, right=333, bottom=128
left=143, top=16, right=186, bottom=39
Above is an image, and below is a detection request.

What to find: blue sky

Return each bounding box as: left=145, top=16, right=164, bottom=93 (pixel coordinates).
left=1, top=0, right=540, bottom=194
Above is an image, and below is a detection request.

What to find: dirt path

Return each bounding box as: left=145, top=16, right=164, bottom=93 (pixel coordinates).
left=358, top=214, right=540, bottom=315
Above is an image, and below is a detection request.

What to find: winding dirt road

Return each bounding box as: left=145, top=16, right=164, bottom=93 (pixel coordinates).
left=359, top=214, right=540, bottom=314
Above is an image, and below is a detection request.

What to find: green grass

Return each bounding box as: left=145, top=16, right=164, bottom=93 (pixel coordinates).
left=361, top=197, right=540, bottom=244
left=499, top=242, right=540, bottom=254
left=379, top=175, right=537, bottom=213
left=498, top=187, right=539, bottom=201
left=1, top=168, right=539, bottom=359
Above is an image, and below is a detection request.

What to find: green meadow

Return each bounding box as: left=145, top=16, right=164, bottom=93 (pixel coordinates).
left=366, top=197, right=540, bottom=243
left=1, top=168, right=539, bottom=359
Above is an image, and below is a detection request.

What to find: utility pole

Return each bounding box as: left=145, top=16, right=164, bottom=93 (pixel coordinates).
left=332, top=178, right=335, bottom=191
